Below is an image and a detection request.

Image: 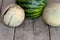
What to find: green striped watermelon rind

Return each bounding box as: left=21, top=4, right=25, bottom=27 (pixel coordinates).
left=16, top=0, right=47, bottom=18
left=26, top=12, right=42, bottom=19
left=25, top=8, right=43, bottom=13
left=25, top=11, right=43, bottom=19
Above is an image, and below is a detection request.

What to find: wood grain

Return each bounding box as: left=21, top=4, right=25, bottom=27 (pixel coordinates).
left=1, top=0, right=15, bottom=13
left=15, top=19, right=34, bottom=40
left=15, top=17, right=49, bottom=40
left=0, top=0, right=15, bottom=40
left=48, top=0, right=60, bottom=3
left=50, top=27, right=60, bottom=40
left=0, top=0, right=2, bottom=9
left=0, top=24, right=14, bottom=40
left=33, top=17, right=49, bottom=40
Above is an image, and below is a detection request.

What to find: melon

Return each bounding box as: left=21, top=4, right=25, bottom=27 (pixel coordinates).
left=16, top=0, right=47, bottom=18
left=2, top=4, right=25, bottom=27
left=43, top=3, right=60, bottom=27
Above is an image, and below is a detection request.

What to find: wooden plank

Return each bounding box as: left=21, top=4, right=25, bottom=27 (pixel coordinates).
left=33, top=17, right=49, bottom=40
left=15, top=19, right=34, bottom=40
left=50, top=27, right=60, bottom=40
left=0, top=0, right=2, bottom=13
left=48, top=0, right=60, bottom=3
left=23, top=19, right=33, bottom=40
left=48, top=0, right=60, bottom=40
left=0, top=24, right=14, bottom=40
left=0, top=0, right=15, bottom=40
left=0, top=0, right=2, bottom=8
left=1, top=0, right=15, bottom=13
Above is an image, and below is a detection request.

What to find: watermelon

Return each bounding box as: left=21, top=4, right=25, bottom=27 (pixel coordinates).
left=16, top=0, right=47, bottom=18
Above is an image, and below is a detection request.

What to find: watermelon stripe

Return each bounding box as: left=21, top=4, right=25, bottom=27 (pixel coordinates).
left=39, top=1, right=45, bottom=6
left=43, top=0, right=48, bottom=5
left=31, top=14, right=41, bottom=18
left=16, top=1, right=45, bottom=6
left=16, top=0, right=47, bottom=18
left=25, top=9, right=42, bottom=13
left=16, top=1, right=42, bottom=6
left=26, top=12, right=42, bottom=18
left=24, top=6, right=44, bottom=9
left=18, top=3, right=44, bottom=9
left=16, top=1, right=31, bottom=4
left=16, top=0, right=33, bottom=2
left=26, top=11, right=42, bottom=16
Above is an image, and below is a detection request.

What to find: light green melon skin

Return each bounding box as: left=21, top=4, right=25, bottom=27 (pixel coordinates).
left=43, top=3, right=60, bottom=27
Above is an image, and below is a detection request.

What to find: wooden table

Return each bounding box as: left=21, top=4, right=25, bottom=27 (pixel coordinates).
left=0, top=0, right=60, bottom=40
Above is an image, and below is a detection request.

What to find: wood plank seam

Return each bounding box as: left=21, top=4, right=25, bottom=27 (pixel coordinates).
left=48, top=26, right=51, bottom=40
left=42, top=18, right=51, bottom=40
left=13, top=28, right=16, bottom=40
